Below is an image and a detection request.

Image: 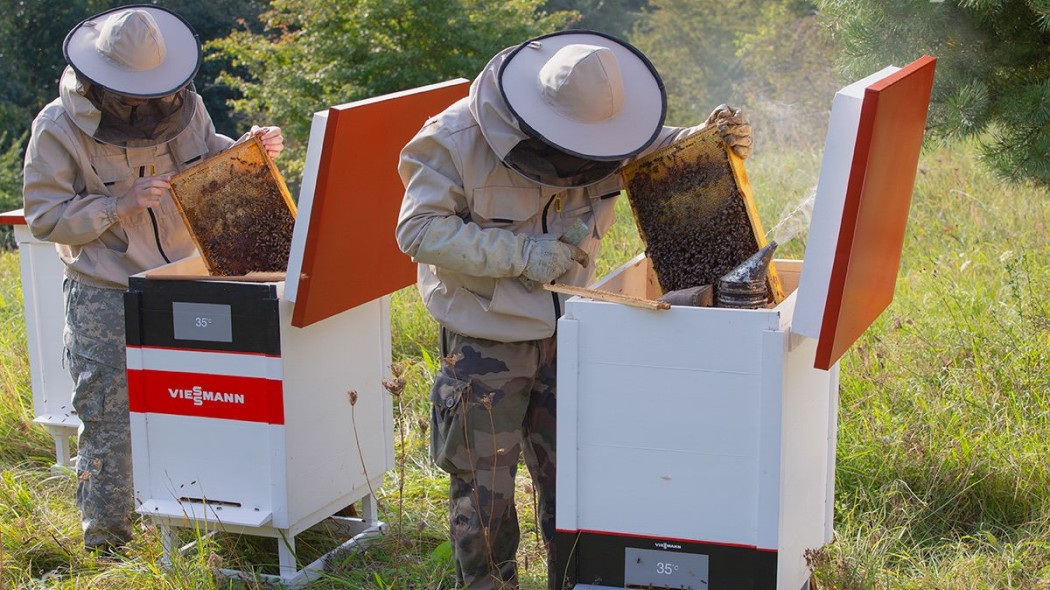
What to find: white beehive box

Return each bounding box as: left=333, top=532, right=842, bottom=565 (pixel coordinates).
left=125, top=79, right=470, bottom=585
left=126, top=257, right=393, bottom=581
left=554, top=57, right=936, bottom=590
left=1, top=210, right=79, bottom=469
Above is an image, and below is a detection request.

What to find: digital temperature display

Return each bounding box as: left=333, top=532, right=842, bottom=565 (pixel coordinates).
left=624, top=547, right=709, bottom=589
left=172, top=302, right=233, bottom=342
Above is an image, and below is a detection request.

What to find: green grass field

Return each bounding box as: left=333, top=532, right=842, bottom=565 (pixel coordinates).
left=1, top=138, right=1049, bottom=589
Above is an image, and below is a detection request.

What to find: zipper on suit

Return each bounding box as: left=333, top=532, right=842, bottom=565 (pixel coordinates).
left=541, top=192, right=561, bottom=323
left=140, top=165, right=171, bottom=264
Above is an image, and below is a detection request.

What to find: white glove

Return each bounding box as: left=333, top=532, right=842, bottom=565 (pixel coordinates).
left=522, top=235, right=585, bottom=284
left=705, top=104, right=753, bottom=159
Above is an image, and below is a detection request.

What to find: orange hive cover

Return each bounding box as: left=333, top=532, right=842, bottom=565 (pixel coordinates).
left=291, top=79, right=470, bottom=328
left=816, top=56, right=937, bottom=369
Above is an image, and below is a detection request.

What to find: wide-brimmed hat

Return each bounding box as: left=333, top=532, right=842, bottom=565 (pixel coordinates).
left=63, top=5, right=201, bottom=98
left=498, top=31, right=666, bottom=161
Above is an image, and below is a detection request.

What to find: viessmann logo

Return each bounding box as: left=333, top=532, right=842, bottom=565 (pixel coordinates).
left=654, top=542, right=682, bottom=550
left=169, top=386, right=246, bottom=407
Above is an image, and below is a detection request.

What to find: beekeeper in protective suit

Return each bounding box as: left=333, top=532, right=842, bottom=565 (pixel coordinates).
left=396, top=30, right=752, bottom=589
left=22, top=5, right=283, bottom=552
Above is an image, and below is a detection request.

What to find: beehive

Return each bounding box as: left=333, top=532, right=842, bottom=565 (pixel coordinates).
left=620, top=126, right=784, bottom=302
left=169, top=137, right=296, bottom=276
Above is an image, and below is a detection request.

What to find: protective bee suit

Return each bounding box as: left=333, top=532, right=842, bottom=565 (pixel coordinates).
left=396, top=31, right=752, bottom=589
left=22, top=5, right=282, bottom=551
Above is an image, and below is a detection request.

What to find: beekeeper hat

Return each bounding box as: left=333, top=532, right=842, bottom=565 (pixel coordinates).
left=498, top=30, right=667, bottom=161
left=63, top=5, right=201, bottom=98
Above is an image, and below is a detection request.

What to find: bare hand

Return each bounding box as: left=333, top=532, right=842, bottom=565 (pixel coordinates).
left=251, top=125, right=284, bottom=159
left=705, top=104, right=753, bottom=160
left=116, top=175, right=171, bottom=218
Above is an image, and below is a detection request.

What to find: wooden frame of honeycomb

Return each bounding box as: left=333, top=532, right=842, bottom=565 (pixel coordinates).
left=619, top=126, right=785, bottom=303
left=168, top=136, right=297, bottom=277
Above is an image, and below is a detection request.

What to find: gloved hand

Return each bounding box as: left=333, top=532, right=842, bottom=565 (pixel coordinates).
left=522, top=235, right=587, bottom=284
left=705, top=104, right=753, bottom=160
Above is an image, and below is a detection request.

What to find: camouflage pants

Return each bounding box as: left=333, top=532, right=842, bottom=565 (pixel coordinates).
left=63, top=278, right=134, bottom=549
left=430, top=328, right=558, bottom=590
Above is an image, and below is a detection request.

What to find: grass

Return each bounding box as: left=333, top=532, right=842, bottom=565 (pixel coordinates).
left=2, top=137, right=1049, bottom=588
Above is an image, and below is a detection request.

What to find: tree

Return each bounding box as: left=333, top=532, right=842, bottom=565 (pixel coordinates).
left=0, top=132, right=26, bottom=247
left=0, top=0, right=266, bottom=145
left=631, top=0, right=840, bottom=148
left=0, top=0, right=117, bottom=143
left=735, top=1, right=842, bottom=146
left=154, top=0, right=270, bottom=137
left=210, top=0, right=575, bottom=184
left=543, top=0, right=650, bottom=38
left=820, top=0, right=1050, bottom=186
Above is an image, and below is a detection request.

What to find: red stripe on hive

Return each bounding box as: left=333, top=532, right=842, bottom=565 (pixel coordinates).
left=554, top=528, right=778, bottom=552
left=126, top=345, right=280, bottom=358
left=128, top=368, right=284, bottom=424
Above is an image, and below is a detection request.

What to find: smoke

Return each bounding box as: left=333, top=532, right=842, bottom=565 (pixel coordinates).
left=766, top=188, right=815, bottom=246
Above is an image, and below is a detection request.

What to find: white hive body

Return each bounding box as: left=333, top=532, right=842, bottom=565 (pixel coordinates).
left=554, top=56, right=935, bottom=590
left=554, top=256, right=837, bottom=590
left=0, top=215, right=80, bottom=470
left=125, top=107, right=395, bottom=587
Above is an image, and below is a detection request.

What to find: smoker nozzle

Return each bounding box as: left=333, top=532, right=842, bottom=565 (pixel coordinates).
left=716, top=241, right=778, bottom=309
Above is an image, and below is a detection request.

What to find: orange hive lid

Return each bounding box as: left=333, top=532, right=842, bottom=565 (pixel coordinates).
left=794, top=56, right=936, bottom=370
left=286, top=79, right=470, bottom=328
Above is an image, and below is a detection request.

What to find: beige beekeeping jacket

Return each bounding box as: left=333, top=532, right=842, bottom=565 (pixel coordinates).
left=23, top=67, right=235, bottom=289
left=396, top=47, right=700, bottom=342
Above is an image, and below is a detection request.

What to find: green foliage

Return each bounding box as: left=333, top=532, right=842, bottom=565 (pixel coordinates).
left=0, top=1, right=266, bottom=142
left=0, top=0, right=116, bottom=143
left=543, top=0, right=650, bottom=37
left=820, top=0, right=1050, bottom=186
left=735, top=2, right=842, bottom=146
left=0, top=133, right=24, bottom=212
left=0, top=132, right=25, bottom=248
left=631, top=0, right=841, bottom=148
left=153, top=0, right=270, bottom=137
left=208, top=0, right=575, bottom=184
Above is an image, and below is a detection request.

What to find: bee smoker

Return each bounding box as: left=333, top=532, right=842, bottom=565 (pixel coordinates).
left=716, top=241, right=778, bottom=309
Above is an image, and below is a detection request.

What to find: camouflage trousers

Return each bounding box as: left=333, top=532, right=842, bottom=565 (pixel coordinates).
left=63, top=278, right=134, bottom=549
left=430, top=328, right=558, bottom=590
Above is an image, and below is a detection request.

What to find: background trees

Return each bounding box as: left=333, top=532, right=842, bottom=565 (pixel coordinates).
left=0, top=0, right=268, bottom=215
left=2, top=0, right=1048, bottom=214
left=820, top=0, right=1050, bottom=187
left=543, top=0, right=649, bottom=37
left=209, top=0, right=574, bottom=182
left=632, top=0, right=840, bottom=146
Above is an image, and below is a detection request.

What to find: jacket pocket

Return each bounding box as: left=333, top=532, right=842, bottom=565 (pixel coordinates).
left=429, top=371, right=474, bottom=474
left=472, top=186, right=541, bottom=227
left=94, top=153, right=131, bottom=194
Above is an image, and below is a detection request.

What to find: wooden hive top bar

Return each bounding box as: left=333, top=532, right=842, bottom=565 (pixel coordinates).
left=619, top=126, right=784, bottom=302
left=169, top=136, right=297, bottom=277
